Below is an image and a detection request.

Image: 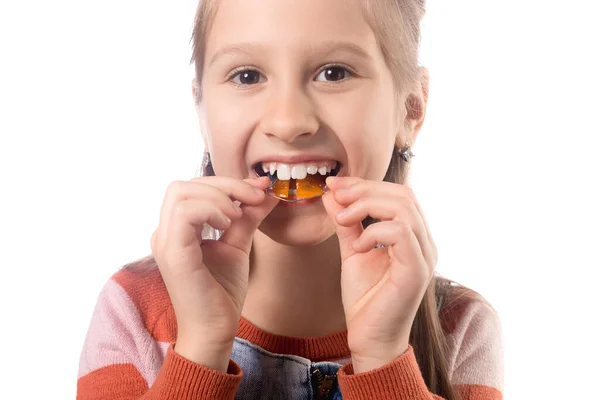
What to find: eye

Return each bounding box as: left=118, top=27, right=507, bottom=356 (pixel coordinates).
left=230, top=69, right=265, bottom=86
left=315, top=65, right=352, bottom=82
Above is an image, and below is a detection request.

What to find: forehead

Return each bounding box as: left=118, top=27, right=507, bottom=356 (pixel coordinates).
left=205, top=0, right=379, bottom=59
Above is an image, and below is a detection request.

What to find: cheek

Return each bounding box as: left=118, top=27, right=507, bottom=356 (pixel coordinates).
left=204, top=91, right=249, bottom=141
left=202, top=91, right=254, bottom=176
left=317, top=89, right=396, bottom=175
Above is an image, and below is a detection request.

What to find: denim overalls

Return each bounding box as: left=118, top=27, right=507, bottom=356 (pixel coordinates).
left=230, top=282, right=447, bottom=399
left=231, top=337, right=346, bottom=400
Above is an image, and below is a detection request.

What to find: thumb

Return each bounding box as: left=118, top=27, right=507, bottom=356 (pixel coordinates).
left=322, top=191, right=363, bottom=261
left=220, top=188, right=279, bottom=255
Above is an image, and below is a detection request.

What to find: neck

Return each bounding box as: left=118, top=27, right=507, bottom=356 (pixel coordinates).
left=242, top=230, right=346, bottom=338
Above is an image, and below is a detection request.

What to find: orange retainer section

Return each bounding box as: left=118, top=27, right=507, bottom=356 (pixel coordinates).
left=267, top=174, right=328, bottom=201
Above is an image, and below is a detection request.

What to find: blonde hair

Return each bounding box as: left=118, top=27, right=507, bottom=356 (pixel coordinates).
left=187, top=2, right=481, bottom=399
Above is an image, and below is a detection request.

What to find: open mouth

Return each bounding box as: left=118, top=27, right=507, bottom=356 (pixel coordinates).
left=253, top=161, right=341, bottom=201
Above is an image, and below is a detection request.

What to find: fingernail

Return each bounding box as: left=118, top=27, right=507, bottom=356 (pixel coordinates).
left=232, top=202, right=242, bottom=213
left=326, top=176, right=339, bottom=186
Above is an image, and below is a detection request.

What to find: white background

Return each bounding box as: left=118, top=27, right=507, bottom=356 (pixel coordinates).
left=1, top=0, right=599, bottom=398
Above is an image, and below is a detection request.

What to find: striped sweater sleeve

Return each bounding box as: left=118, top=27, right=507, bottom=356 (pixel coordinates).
left=336, top=299, right=504, bottom=400
left=76, top=276, right=243, bottom=400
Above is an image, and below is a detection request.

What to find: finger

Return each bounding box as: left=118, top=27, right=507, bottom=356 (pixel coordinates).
left=337, top=195, right=435, bottom=266
left=188, top=176, right=271, bottom=206
left=353, top=221, right=423, bottom=265
left=330, top=180, right=436, bottom=263
left=334, top=195, right=404, bottom=225
left=159, top=184, right=235, bottom=245
left=158, top=177, right=269, bottom=237
left=325, top=176, right=363, bottom=191
left=156, top=199, right=234, bottom=272
left=188, top=176, right=273, bottom=249
left=241, top=176, right=272, bottom=190
left=329, top=179, right=405, bottom=206
left=236, top=176, right=272, bottom=204
left=322, top=190, right=363, bottom=261
left=219, top=194, right=280, bottom=255
left=354, top=220, right=433, bottom=286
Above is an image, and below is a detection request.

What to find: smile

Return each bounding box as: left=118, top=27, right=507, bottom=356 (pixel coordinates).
left=253, top=161, right=341, bottom=201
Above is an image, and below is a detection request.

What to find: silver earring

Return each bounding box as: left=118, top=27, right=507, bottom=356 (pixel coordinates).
left=398, top=143, right=415, bottom=162
left=201, top=151, right=212, bottom=169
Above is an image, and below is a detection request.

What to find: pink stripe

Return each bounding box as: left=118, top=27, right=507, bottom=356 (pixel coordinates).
left=447, top=300, right=504, bottom=391
left=78, top=279, right=171, bottom=387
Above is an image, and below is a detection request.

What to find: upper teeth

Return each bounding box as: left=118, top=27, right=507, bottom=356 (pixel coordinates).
left=260, top=161, right=337, bottom=181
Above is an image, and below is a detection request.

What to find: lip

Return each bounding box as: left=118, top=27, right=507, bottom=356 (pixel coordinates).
left=250, top=154, right=341, bottom=166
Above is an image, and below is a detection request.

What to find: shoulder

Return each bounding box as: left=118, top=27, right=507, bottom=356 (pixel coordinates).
left=437, top=279, right=502, bottom=338
left=436, top=277, right=504, bottom=390
left=108, top=255, right=176, bottom=342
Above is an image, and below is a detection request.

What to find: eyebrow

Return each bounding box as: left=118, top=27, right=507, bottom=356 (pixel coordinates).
left=208, top=40, right=373, bottom=67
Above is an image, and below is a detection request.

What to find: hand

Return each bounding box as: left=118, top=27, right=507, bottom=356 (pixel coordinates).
left=322, top=176, right=438, bottom=373
left=150, top=175, right=278, bottom=371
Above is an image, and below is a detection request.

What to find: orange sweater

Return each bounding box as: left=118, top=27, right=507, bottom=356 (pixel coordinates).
left=77, top=258, right=503, bottom=399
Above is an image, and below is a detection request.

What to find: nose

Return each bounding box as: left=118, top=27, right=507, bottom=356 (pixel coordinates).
left=258, top=86, right=319, bottom=143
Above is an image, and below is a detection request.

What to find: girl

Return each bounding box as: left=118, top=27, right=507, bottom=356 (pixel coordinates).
left=77, top=0, right=503, bottom=399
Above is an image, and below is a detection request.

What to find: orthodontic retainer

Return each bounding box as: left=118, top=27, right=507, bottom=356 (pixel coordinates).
left=254, top=162, right=340, bottom=202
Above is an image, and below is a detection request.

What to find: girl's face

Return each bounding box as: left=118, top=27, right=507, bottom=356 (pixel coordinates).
left=197, top=0, right=408, bottom=246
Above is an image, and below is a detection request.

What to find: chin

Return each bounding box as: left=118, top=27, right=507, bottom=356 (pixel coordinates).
left=257, top=212, right=336, bottom=247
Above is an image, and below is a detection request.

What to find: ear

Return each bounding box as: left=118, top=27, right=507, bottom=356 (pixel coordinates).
left=396, top=67, right=430, bottom=147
